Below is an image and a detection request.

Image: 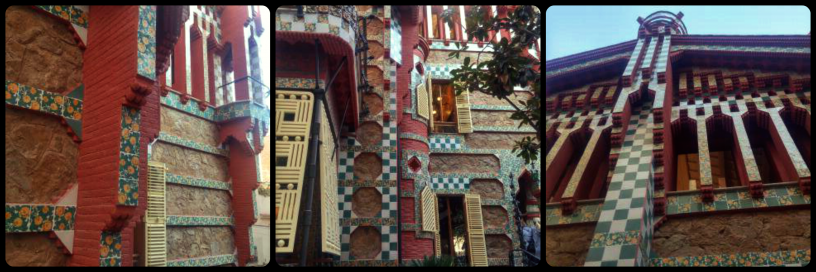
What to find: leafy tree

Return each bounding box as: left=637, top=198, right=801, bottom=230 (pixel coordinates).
left=441, top=6, right=541, bottom=164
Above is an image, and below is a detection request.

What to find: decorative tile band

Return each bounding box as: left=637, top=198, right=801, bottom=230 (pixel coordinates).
left=35, top=5, right=88, bottom=28
left=275, top=77, right=325, bottom=90
left=472, top=125, right=537, bottom=133
left=165, top=172, right=231, bottom=191
left=430, top=177, right=469, bottom=190
left=5, top=205, right=76, bottom=233
left=137, top=6, right=156, bottom=80
left=100, top=231, right=122, bottom=267
left=671, top=44, right=811, bottom=54
left=429, top=135, right=464, bottom=150
left=339, top=217, right=397, bottom=227
left=160, top=91, right=216, bottom=120
left=166, top=254, right=236, bottom=267
left=470, top=104, right=518, bottom=111
left=651, top=249, right=810, bottom=267
left=666, top=183, right=811, bottom=215
left=214, top=100, right=270, bottom=130
left=545, top=201, right=604, bottom=226
left=6, top=80, right=84, bottom=121
left=166, top=215, right=234, bottom=226
left=157, top=132, right=228, bottom=157
left=118, top=106, right=141, bottom=206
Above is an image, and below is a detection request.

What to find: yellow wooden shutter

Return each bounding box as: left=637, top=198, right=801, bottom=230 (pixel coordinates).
left=434, top=195, right=442, bottom=256
left=319, top=101, right=341, bottom=256
left=275, top=90, right=314, bottom=253
left=455, top=89, right=473, bottom=133
left=427, top=73, right=434, bottom=132
left=421, top=186, right=437, bottom=232
left=464, top=194, right=488, bottom=267
left=416, top=79, right=430, bottom=120
left=146, top=161, right=167, bottom=266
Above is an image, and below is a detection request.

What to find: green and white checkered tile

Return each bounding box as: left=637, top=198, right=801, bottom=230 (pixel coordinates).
left=429, top=137, right=462, bottom=149
left=380, top=224, right=399, bottom=260
left=585, top=103, right=655, bottom=267
left=338, top=150, right=357, bottom=181
left=338, top=186, right=354, bottom=218
left=431, top=177, right=470, bottom=190
left=378, top=187, right=398, bottom=218
left=381, top=151, right=398, bottom=181
left=340, top=225, right=352, bottom=260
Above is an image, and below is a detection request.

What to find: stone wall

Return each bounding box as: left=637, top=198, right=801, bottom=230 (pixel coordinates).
left=151, top=142, right=229, bottom=181
left=653, top=209, right=811, bottom=257
left=469, top=179, right=504, bottom=200
left=167, top=227, right=235, bottom=260
left=166, top=184, right=233, bottom=217
left=160, top=106, right=219, bottom=147
left=5, top=233, right=69, bottom=266
left=465, top=133, right=537, bottom=150
left=5, top=6, right=83, bottom=92
left=482, top=206, right=509, bottom=230
left=470, top=91, right=533, bottom=107
left=471, top=111, right=519, bottom=128
left=545, top=224, right=596, bottom=267
left=429, top=154, right=500, bottom=174
left=5, top=107, right=78, bottom=203
left=426, top=51, right=492, bottom=66
left=485, top=234, right=512, bottom=259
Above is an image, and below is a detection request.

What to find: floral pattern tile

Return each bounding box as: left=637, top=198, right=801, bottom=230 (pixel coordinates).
left=165, top=172, right=231, bottom=191
left=157, top=132, right=227, bottom=157
left=160, top=91, right=216, bottom=120
left=165, top=215, right=234, bottom=226
left=100, top=231, right=122, bottom=267
left=5, top=80, right=83, bottom=120
left=5, top=204, right=75, bottom=233
left=118, top=106, right=141, bottom=206
left=137, top=5, right=156, bottom=80
left=166, top=254, right=236, bottom=267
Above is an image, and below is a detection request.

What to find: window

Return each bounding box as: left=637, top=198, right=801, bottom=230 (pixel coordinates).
left=428, top=77, right=473, bottom=134
left=432, top=13, right=440, bottom=39
left=431, top=81, right=457, bottom=133
left=166, top=52, right=173, bottom=87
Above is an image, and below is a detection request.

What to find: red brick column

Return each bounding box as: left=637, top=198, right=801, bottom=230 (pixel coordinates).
left=396, top=7, right=435, bottom=261
left=70, top=6, right=157, bottom=266
left=219, top=118, right=261, bottom=266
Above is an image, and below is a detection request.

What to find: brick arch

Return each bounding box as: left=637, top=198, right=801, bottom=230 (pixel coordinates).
left=666, top=115, right=697, bottom=192
left=779, top=105, right=811, bottom=136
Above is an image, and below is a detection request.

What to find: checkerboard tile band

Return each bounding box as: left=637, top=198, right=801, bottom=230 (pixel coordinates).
left=380, top=224, right=399, bottom=260
left=429, top=137, right=462, bottom=149
left=585, top=103, right=655, bottom=267
left=431, top=177, right=470, bottom=190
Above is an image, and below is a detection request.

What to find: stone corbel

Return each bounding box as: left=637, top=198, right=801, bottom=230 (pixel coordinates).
left=127, top=79, right=155, bottom=108
left=560, top=197, right=577, bottom=216
left=654, top=197, right=666, bottom=216
left=749, top=181, right=765, bottom=199
left=701, top=185, right=715, bottom=203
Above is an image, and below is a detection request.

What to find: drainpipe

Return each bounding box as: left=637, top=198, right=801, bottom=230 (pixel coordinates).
left=300, top=39, right=325, bottom=267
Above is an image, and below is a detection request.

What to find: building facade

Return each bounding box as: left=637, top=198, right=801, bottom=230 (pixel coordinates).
left=275, top=5, right=541, bottom=267
left=545, top=11, right=810, bottom=267
left=5, top=5, right=269, bottom=266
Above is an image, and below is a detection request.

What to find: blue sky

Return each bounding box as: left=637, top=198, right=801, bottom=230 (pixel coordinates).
left=546, top=6, right=811, bottom=61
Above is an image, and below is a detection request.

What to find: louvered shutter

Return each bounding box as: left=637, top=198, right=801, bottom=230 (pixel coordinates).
left=275, top=90, right=314, bottom=253
left=421, top=186, right=437, bottom=232
left=416, top=78, right=430, bottom=120
left=145, top=161, right=167, bottom=266
left=455, top=89, right=473, bottom=133
left=319, top=101, right=341, bottom=256
left=427, top=73, right=434, bottom=132
left=464, top=194, right=488, bottom=267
